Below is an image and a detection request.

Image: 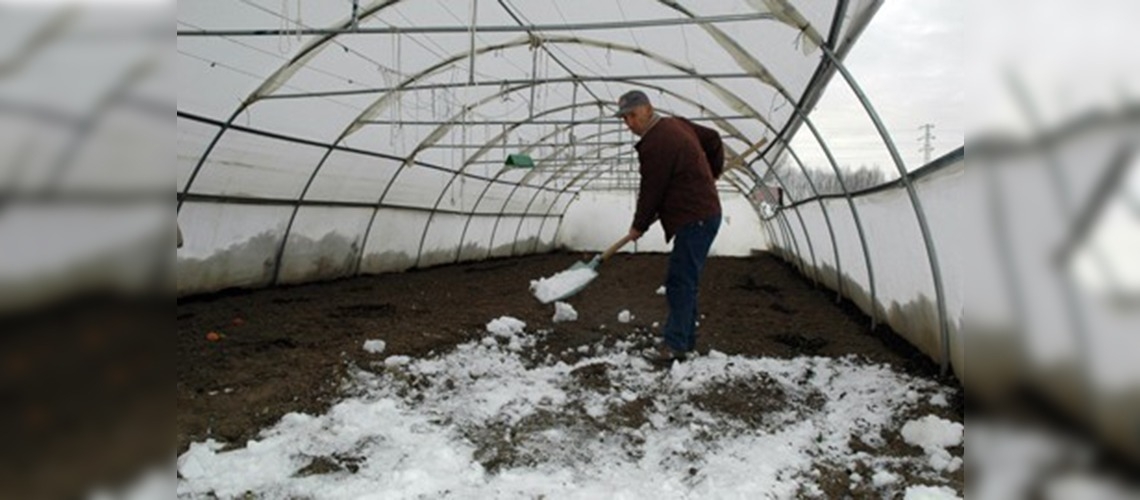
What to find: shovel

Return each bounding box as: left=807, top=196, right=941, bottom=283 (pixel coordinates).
left=531, top=234, right=635, bottom=303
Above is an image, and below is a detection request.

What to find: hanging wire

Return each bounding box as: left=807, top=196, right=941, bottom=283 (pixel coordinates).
left=294, top=0, right=303, bottom=42
left=238, top=0, right=401, bottom=80
left=277, top=0, right=291, bottom=54
left=614, top=1, right=651, bottom=75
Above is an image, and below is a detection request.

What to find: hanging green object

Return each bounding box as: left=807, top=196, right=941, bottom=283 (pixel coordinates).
left=504, top=153, right=535, bottom=168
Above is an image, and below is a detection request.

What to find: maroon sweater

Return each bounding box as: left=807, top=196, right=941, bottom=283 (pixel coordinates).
left=632, top=116, right=724, bottom=241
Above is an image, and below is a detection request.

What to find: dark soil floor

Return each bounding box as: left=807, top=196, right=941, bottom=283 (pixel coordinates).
left=176, top=251, right=965, bottom=494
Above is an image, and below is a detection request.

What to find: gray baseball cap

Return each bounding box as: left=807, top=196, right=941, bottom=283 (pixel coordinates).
left=613, top=90, right=651, bottom=117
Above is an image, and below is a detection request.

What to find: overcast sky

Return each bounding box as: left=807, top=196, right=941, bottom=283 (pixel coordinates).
left=789, top=0, right=963, bottom=176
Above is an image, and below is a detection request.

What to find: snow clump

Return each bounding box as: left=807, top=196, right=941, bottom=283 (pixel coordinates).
left=552, top=301, right=578, bottom=323
left=362, top=339, right=386, bottom=354
left=902, top=415, right=964, bottom=472
left=617, top=310, right=633, bottom=323
left=486, top=316, right=526, bottom=338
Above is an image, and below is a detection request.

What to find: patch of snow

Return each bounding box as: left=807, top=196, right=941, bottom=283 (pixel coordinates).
left=486, top=316, right=526, bottom=338
left=552, top=301, right=578, bottom=322
left=384, top=355, right=411, bottom=367
left=872, top=469, right=899, bottom=487
left=930, top=392, right=949, bottom=406
left=904, top=485, right=961, bottom=499
left=655, top=285, right=666, bottom=295
left=530, top=267, right=598, bottom=304
left=178, top=327, right=957, bottom=499
left=362, top=339, right=386, bottom=354
left=617, top=310, right=633, bottom=323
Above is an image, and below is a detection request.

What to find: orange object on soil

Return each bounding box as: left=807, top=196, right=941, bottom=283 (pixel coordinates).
left=232, top=317, right=245, bottom=327
left=206, top=331, right=223, bottom=342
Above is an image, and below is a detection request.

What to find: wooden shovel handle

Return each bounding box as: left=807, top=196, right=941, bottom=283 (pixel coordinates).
left=599, top=234, right=635, bottom=262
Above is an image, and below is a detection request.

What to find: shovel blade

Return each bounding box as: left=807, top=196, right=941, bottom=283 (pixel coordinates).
left=537, top=256, right=601, bottom=303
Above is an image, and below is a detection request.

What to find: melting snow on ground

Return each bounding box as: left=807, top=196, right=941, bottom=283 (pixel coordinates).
left=178, top=320, right=961, bottom=499
left=530, top=267, right=598, bottom=303
left=904, top=484, right=961, bottom=499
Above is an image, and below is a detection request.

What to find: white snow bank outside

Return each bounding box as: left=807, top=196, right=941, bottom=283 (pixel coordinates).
left=904, top=485, right=961, bottom=500
left=617, top=309, right=633, bottom=323
left=530, top=267, right=597, bottom=304
left=362, top=339, right=386, bottom=354
left=552, top=301, right=578, bottom=322
left=486, top=316, right=526, bottom=338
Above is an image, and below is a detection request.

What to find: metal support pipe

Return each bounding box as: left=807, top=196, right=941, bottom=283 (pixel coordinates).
left=266, top=74, right=759, bottom=100
left=418, top=141, right=633, bottom=149
left=820, top=44, right=951, bottom=375
left=180, top=192, right=548, bottom=217
left=783, top=141, right=844, bottom=300
left=176, top=12, right=776, bottom=37
left=801, top=116, right=879, bottom=327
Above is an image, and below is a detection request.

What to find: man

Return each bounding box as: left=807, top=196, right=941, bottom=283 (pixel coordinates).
left=614, top=90, right=723, bottom=363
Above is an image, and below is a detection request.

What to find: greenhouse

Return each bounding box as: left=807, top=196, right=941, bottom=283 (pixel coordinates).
left=163, top=0, right=1135, bottom=498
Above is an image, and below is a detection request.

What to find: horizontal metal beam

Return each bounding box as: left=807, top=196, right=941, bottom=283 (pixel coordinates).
left=423, top=141, right=632, bottom=150
left=180, top=192, right=553, bottom=218
left=359, top=115, right=755, bottom=126
left=464, top=158, right=638, bottom=166
left=265, top=73, right=757, bottom=100
left=176, top=110, right=565, bottom=195
left=178, top=12, right=774, bottom=37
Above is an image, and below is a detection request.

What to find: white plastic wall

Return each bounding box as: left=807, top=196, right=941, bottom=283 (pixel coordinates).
left=556, top=189, right=768, bottom=256
left=767, top=135, right=1139, bottom=462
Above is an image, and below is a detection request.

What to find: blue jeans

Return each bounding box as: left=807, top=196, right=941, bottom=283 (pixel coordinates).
left=663, top=214, right=721, bottom=353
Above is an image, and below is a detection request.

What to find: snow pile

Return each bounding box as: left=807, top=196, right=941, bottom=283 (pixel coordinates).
left=902, top=415, right=964, bottom=472
left=530, top=267, right=598, bottom=304
left=486, top=316, right=526, bottom=338
left=552, top=301, right=578, bottom=323
left=617, top=309, right=633, bottom=323
left=904, top=485, right=961, bottom=499
left=656, top=285, right=666, bottom=295
left=178, top=323, right=960, bottom=499
left=362, top=339, right=386, bottom=354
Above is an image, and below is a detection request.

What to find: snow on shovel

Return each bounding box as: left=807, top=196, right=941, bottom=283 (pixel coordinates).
left=530, top=234, right=635, bottom=304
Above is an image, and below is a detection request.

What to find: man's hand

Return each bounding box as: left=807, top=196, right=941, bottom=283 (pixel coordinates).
left=627, top=227, right=643, bottom=241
